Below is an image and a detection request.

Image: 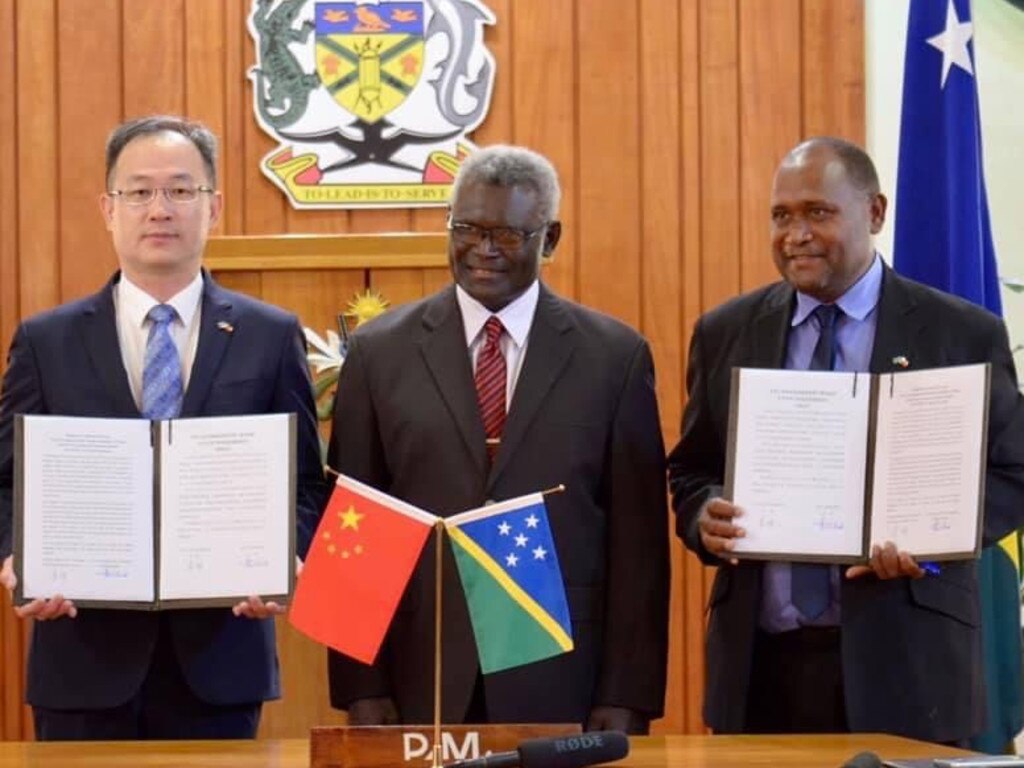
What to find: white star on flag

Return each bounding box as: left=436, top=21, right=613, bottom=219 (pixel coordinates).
left=533, top=546, right=547, bottom=561
left=926, top=0, right=974, bottom=88
left=505, top=553, right=519, bottom=567
left=525, top=514, right=539, bottom=529
left=498, top=521, right=511, bottom=536
left=515, top=533, right=528, bottom=548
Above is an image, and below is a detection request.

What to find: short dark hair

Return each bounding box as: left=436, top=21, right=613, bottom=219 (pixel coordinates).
left=785, top=136, right=881, bottom=196
left=105, top=115, right=218, bottom=188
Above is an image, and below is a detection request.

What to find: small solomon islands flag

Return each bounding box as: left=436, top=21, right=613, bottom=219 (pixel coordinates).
left=445, top=493, right=573, bottom=674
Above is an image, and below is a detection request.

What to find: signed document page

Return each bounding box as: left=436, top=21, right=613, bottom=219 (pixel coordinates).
left=868, top=363, right=988, bottom=559
left=726, top=368, right=871, bottom=562
left=17, top=416, right=155, bottom=603
left=158, top=414, right=295, bottom=604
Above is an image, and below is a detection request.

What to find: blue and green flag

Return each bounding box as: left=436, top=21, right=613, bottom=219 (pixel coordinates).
left=893, top=0, right=1022, bottom=752
left=445, top=493, right=573, bottom=674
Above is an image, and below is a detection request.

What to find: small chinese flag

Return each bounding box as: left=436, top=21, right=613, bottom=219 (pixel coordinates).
left=289, top=474, right=437, bottom=664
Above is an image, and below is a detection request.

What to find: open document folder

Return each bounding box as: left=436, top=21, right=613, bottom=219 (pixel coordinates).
left=14, top=413, right=296, bottom=609
left=724, top=363, right=989, bottom=564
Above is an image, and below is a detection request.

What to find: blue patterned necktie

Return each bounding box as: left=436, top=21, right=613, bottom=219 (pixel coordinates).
left=142, top=304, right=183, bottom=420
left=791, top=304, right=841, bottom=620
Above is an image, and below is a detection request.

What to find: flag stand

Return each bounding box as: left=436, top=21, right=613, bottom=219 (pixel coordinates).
left=306, top=482, right=580, bottom=768
left=432, top=520, right=444, bottom=768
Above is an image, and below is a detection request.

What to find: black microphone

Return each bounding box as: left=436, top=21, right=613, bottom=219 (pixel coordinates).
left=448, top=730, right=629, bottom=768
left=841, top=752, right=883, bottom=768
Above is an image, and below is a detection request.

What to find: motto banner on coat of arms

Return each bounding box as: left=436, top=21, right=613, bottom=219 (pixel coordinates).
left=248, top=0, right=495, bottom=209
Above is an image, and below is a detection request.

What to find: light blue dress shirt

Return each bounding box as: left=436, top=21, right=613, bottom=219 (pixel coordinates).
left=758, top=254, right=883, bottom=633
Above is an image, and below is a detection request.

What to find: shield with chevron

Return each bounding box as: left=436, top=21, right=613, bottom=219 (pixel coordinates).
left=315, top=2, right=425, bottom=124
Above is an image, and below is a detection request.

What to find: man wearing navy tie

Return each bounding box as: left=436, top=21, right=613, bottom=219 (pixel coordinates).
left=0, top=116, right=325, bottom=740
left=668, top=137, right=1024, bottom=743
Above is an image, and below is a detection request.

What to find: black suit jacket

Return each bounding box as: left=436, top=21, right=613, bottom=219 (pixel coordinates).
left=667, top=266, right=1024, bottom=743
left=326, top=284, right=670, bottom=725
left=0, top=272, right=326, bottom=710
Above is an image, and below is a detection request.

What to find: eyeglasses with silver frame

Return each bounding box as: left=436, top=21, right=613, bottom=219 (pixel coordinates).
left=107, top=186, right=216, bottom=206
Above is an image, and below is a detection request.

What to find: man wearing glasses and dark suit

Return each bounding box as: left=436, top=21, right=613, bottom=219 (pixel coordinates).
left=0, top=115, right=326, bottom=740
left=325, top=145, right=670, bottom=734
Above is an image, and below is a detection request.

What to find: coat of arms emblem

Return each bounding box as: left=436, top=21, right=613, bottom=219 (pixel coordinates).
left=248, top=0, right=495, bottom=209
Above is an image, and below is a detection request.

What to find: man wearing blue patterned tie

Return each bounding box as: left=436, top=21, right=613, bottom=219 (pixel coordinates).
left=667, top=137, right=1024, bottom=744
left=0, top=116, right=326, bottom=740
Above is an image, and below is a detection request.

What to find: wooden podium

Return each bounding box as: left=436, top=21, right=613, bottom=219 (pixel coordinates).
left=0, top=733, right=977, bottom=767
left=310, top=723, right=581, bottom=768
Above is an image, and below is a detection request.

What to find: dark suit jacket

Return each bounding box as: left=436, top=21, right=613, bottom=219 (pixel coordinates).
left=667, top=267, right=1024, bottom=743
left=326, top=283, right=669, bottom=725
left=0, top=272, right=326, bottom=710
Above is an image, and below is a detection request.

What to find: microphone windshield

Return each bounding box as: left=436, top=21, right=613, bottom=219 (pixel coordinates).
left=518, top=731, right=629, bottom=768
left=842, top=752, right=883, bottom=768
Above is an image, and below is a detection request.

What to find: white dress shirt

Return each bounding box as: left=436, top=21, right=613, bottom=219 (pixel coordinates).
left=455, top=280, right=540, bottom=410
left=112, top=272, right=204, bottom=410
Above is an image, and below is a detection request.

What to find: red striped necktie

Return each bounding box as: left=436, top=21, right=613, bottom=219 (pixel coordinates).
left=475, top=316, right=507, bottom=460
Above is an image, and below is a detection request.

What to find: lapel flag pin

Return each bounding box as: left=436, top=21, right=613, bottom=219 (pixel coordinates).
left=892, top=355, right=909, bottom=368
left=217, top=321, right=235, bottom=334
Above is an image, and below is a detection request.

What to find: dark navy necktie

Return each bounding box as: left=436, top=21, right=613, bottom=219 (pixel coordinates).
left=791, top=304, right=840, bottom=620
left=142, top=304, right=183, bottom=420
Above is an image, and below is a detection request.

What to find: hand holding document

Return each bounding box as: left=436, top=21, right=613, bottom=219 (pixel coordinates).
left=0, top=554, right=77, bottom=620
left=14, top=413, right=297, bottom=610
left=696, top=498, right=745, bottom=565
left=724, top=363, right=990, bottom=563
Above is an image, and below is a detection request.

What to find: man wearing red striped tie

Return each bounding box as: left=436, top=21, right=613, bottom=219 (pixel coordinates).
left=326, top=145, right=670, bottom=734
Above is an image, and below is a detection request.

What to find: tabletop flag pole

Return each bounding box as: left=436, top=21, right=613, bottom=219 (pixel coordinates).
left=432, top=520, right=444, bottom=768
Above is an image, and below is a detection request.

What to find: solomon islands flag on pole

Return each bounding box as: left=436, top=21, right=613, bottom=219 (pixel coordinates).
left=892, top=0, right=1021, bottom=752
left=445, top=493, right=573, bottom=674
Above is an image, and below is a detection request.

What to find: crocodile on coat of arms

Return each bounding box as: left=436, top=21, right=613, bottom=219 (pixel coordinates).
left=250, top=0, right=321, bottom=129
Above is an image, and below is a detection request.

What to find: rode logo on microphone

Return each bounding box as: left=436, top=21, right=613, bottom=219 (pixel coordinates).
left=554, top=734, right=604, bottom=753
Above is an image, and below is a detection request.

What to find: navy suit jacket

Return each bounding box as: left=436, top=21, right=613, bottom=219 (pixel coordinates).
left=0, top=272, right=325, bottom=709
left=667, top=267, right=1024, bottom=743
left=326, top=284, right=670, bottom=725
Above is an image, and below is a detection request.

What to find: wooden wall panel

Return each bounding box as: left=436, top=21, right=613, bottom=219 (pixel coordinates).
left=15, top=0, right=60, bottom=317
left=803, top=0, right=866, bottom=143
left=185, top=0, right=229, bottom=189
left=123, top=1, right=185, bottom=118
left=638, top=0, right=684, bottom=735
left=698, top=0, right=741, bottom=313
left=0, top=0, right=866, bottom=741
left=56, top=0, right=121, bottom=301
left=576, top=0, right=641, bottom=325
left=678, top=0, right=711, bottom=736
left=262, top=270, right=366, bottom=344
left=0, top=0, right=17, bottom=352
left=222, top=0, right=248, bottom=235
left=738, top=0, right=801, bottom=293
left=0, top=1, right=23, bottom=741
left=510, top=0, right=576, bottom=299
left=471, top=0, right=511, bottom=149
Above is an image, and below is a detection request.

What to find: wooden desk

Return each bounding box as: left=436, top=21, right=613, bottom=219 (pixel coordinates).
left=0, top=733, right=974, bottom=768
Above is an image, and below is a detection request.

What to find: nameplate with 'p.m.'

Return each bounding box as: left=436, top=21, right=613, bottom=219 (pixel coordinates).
left=310, top=723, right=582, bottom=768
